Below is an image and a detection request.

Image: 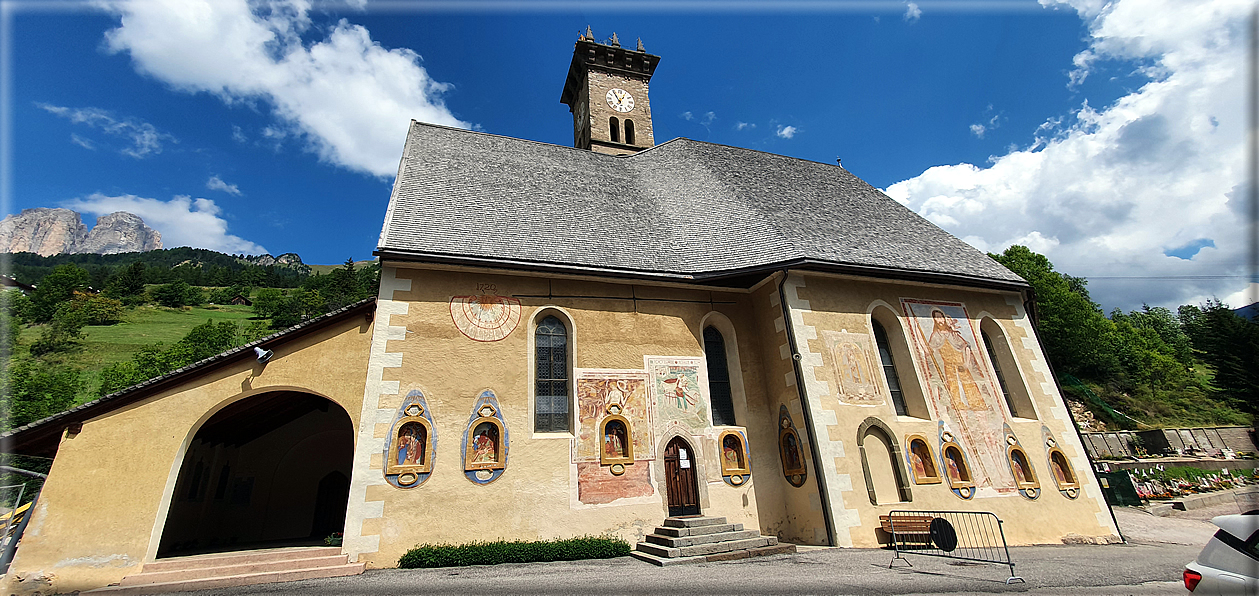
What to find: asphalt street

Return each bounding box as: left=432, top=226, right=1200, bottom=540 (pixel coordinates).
left=175, top=506, right=1218, bottom=596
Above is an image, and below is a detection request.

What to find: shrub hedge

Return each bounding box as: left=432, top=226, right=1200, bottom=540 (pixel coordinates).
left=398, top=535, right=631, bottom=568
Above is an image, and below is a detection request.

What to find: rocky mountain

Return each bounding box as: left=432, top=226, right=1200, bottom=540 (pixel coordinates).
left=237, top=252, right=310, bottom=275
left=0, top=208, right=162, bottom=256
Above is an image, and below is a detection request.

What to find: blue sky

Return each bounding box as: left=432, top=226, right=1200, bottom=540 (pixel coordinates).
left=2, top=0, right=1253, bottom=312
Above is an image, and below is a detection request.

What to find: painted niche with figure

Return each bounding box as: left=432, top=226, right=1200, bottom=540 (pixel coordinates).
left=938, top=422, right=975, bottom=499
left=1042, top=426, right=1080, bottom=499
left=462, top=390, right=508, bottom=485
left=384, top=390, right=436, bottom=488
left=1004, top=424, right=1040, bottom=500
left=599, top=410, right=634, bottom=469
left=719, top=430, right=751, bottom=486
left=778, top=406, right=807, bottom=487
left=905, top=434, right=941, bottom=485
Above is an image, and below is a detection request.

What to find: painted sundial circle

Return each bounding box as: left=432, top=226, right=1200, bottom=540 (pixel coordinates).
left=450, top=294, right=521, bottom=342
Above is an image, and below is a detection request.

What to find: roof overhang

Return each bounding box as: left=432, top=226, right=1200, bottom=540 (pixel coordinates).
left=374, top=248, right=1029, bottom=293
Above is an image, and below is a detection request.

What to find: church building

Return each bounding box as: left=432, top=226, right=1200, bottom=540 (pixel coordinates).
left=1, top=32, right=1119, bottom=594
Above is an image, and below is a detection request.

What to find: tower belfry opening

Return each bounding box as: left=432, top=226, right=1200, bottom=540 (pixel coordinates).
left=560, top=28, right=659, bottom=155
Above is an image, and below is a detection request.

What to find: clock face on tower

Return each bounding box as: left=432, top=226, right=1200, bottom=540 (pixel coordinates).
left=606, top=88, right=634, bottom=113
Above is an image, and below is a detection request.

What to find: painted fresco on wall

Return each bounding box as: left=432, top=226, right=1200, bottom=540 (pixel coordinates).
left=646, top=357, right=709, bottom=430
left=573, top=370, right=652, bottom=463
left=1002, top=424, right=1039, bottom=500
left=778, top=405, right=807, bottom=488
left=937, top=421, right=975, bottom=500
left=821, top=330, right=884, bottom=405
left=576, top=461, right=655, bottom=505
left=903, top=299, right=1016, bottom=494
left=450, top=283, right=521, bottom=342
left=719, top=429, right=751, bottom=487
left=1042, top=426, right=1081, bottom=499
left=383, top=389, right=436, bottom=489
left=461, top=390, right=508, bottom=485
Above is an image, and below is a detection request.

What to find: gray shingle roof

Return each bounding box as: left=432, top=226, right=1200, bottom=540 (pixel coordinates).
left=378, top=121, right=1024, bottom=286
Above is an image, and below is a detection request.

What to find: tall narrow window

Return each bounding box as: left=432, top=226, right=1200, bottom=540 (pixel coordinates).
left=705, top=326, right=736, bottom=426
left=982, top=331, right=1017, bottom=417
left=624, top=119, right=636, bottom=145
left=535, top=316, right=570, bottom=433
left=872, top=321, right=908, bottom=416
left=609, top=117, right=620, bottom=143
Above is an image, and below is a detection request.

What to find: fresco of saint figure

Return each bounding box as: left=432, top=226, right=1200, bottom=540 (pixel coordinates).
left=1051, top=457, right=1068, bottom=484
left=906, top=301, right=1014, bottom=493
left=910, top=449, right=927, bottom=479
left=783, top=433, right=802, bottom=470
left=396, top=422, right=425, bottom=466
left=1011, top=454, right=1027, bottom=484
left=665, top=374, right=698, bottom=409
left=944, top=448, right=966, bottom=483
left=471, top=423, right=498, bottom=463
left=723, top=435, right=743, bottom=470
left=603, top=421, right=627, bottom=458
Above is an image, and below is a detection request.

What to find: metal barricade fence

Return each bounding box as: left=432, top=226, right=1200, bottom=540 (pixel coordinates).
left=884, top=510, right=1024, bottom=584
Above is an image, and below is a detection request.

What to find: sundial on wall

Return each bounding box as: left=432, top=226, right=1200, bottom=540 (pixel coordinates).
left=450, top=284, right=521, bottom=342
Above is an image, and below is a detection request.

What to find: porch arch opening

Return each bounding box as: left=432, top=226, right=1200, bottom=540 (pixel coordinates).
left=157, top=391, right=354, bottom=557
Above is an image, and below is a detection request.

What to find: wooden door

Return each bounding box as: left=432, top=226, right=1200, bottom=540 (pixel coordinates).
left=664, top=437, right=700, bottom=516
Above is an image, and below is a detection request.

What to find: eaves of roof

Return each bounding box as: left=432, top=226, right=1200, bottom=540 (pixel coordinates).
left=0, top=298, right=377, bottom=458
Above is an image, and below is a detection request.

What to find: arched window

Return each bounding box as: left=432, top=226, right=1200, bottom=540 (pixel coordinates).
left=979, top=318, right=1036, bottom=419
left=535, top=315, right=570, bottom=433
left=609, top=117, right=620, bottom=143
left=869, top=308, right=930, bottom=418
left=705, top=326, right=736, bottom=426
left=857, top=418, right=912, bottom=505
left=625, top=119, right=636, bottom=145
left=872, top=320, right=908, bottom=416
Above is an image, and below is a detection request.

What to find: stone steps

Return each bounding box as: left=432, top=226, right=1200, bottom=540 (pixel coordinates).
left=86, top=546, right=364, bottom=594
left=632, top=516, right=796, bottom=566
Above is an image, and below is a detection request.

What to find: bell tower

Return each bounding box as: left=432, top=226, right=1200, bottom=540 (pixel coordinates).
left=560, top=28, right=659, bottom=156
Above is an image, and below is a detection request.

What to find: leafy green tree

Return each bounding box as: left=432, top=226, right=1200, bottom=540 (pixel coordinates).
left=28, top=264, right=90, bottom=322
left=2, top=361, right=81, bottom=430
left=105, top=261, right=147, bottom=303
left=1180, top=301, right=1259, bottom=415
left=989, top=246, right=1117, bottom=378
left=29, top=306, right=87, bottom=356
left=252, top=288, right=284, bottom=318
left=63, top=292, right=124, bottom=325
left=151, top=281, right=193, bottom=308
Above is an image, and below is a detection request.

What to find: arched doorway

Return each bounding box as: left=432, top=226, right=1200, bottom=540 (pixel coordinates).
left=158, top=391, right=354, bottom=557
left=663, top=437, right=700, bottom=517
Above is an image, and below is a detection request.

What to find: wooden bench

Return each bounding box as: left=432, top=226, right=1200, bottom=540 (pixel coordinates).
left=879, top=514, right=934, bottom=545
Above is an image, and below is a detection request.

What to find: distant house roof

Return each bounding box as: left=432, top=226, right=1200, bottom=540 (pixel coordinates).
left=0, top=276, right=35, bottom=293
left=376, top=121, right=1026, bottom=290
left=0, top=298, right=376, bottom=457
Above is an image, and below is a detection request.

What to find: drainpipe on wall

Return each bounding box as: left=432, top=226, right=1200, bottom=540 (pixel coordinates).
left=1023, top=286, right=1126, bottom=544
left=777, top=269, right=837, bottom=547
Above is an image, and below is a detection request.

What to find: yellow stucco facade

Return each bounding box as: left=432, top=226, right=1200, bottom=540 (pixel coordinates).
left=2, top=265, right=1119, bottom=595
left=3, top=312, right=374, bottom=594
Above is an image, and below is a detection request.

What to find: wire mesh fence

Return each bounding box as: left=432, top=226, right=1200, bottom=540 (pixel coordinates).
left=884, top=510, right=1024, bottom=584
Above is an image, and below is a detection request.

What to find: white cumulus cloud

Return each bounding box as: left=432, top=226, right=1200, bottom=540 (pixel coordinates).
left=776, top=125, right=798, bottom=139
left=206, top=175, right=242, bottom=196
left=885, top=0, right=1251, bottom=311
left=63, top=193, right=267, bottom=255
left=903, top=2, right=922, bottom=22
left=100, top=0, right=468, bottom=178
left=39, top=103, right=175, bottom=158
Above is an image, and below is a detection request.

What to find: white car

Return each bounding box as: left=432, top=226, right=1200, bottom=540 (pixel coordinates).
left=1183, top=511, right=1258, bottom=594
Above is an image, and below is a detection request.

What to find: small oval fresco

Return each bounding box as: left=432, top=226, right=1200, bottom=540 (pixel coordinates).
left=720, top=429, right=752, bottom=487
left=779, top=405, right=807, bottom=488
left=462, top=389, right=508, bottom=485
left=383, top=389, right=436, bottom=489
left=1042, top=425, right=1080, bottom=499
left=1003, top=423, right=1039, bottom=500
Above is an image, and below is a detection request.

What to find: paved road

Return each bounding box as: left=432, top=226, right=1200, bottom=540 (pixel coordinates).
left=170, top=505, right=1223, bottom=595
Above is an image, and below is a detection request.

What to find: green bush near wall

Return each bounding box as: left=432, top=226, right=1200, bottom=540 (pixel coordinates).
left=398, top=535, right=631, bottom=568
